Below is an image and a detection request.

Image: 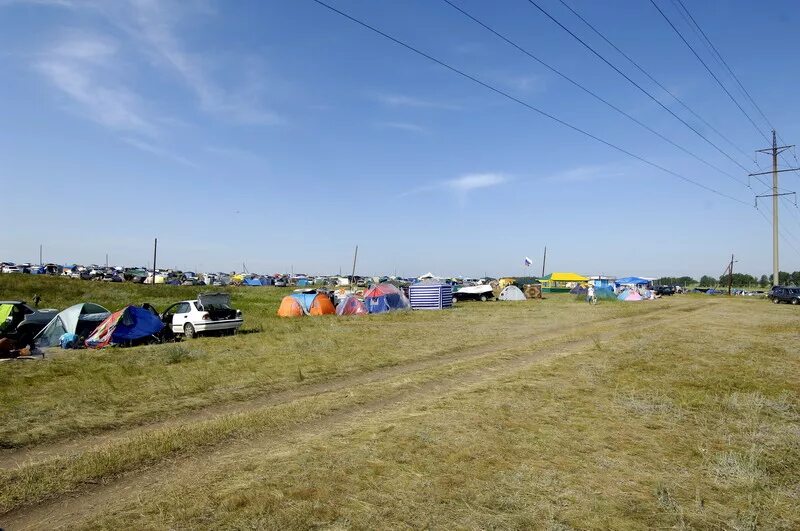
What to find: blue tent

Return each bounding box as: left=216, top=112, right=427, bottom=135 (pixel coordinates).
left=616, top=276, right=650, bottom=285
left=363, top=284, right=411, bottom=314
left=243, top=278, right=262, bottom=286
left=85, top=306, right=164, bottom=348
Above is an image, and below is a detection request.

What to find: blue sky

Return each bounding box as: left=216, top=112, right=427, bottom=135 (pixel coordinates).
left=1, top=0, right=799, bottom=278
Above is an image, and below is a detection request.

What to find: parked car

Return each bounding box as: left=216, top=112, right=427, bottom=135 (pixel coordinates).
left=452, top=284, right=495, bottom=302
left=2, top=265, right=22, bottom=274
left=767, top=286, right=800, bottom=304
left=654, top=285, right=677, bottom=296
left=159, top=293, right=243, bottom=339
left=0, top=301, right=59, bottom=347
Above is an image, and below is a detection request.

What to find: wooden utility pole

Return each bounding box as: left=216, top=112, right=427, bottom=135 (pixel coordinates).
left=351, top=245, right=359, bottom=284
left=541, top=246, right=547, bottom=278
left=750, top=130, right=799, bottom=286
left=152, top=238, right=158, bottom=285
left=728, top=254, right=734, bottom=296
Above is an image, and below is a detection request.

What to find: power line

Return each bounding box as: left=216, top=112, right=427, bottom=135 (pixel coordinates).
left=439, top=0, right=745, bottom=189
left=524, top=0, right=752, bottom=176
left=670, top=0, right=799, bottom=172
left=673, top=0, right=773, bottom=133
left=308, top=0, right=750, bottom=205
left=648, top=0, right=770, bottom=144
left=556, top=0, right=751, bottom=160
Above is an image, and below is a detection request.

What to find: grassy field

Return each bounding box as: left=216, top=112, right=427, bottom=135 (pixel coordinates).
left=0, top=276, right=798, bottom=529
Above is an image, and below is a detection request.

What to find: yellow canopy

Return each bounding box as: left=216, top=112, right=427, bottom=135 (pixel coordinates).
left=547, top=272, right=588, bottom=282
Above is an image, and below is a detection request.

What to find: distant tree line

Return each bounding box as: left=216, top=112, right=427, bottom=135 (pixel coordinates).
left=657, top=271, right=800, bottom=288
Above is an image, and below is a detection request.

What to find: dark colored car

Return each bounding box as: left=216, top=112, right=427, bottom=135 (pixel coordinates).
left=654, top=285, right=676, bottom=296
left=767, top=286, right=800, bottom=304
left=0, top=301, right=58, bottom=347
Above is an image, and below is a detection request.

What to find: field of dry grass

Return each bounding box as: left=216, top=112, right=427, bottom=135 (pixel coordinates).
left=1, top=276, right=798, bottom=529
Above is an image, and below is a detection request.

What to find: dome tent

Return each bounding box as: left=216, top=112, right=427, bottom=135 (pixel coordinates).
left=85, top=305, right=164, bottom=348
left=498, top=285, right=526, bottom=301
left=336, top=296, right=368, bottom=316
left=35, top=303, right=110, bottom=348
left=277, top=291, right=336, bottom=317
left=277, top=296, right=304, bottom=317
left=363, top=283, right=411, bottom=314
left=617, top=289, right=643, bottom=301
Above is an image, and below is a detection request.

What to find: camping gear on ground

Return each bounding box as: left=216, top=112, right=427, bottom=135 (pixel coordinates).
left=336, top=296, right=368, bottom=316
left=59, top=333, right=80, bottom=349
left=85, top=305, right=165, bottom=348
left=617, top=289, right=643, bottom=301
left=409, top=279, right=453, bottom=310
left=34, top=303, right=111, bottom=348
left=363, top=283, right=411, bottom=314
left=499, top=285, right=526, bottom=301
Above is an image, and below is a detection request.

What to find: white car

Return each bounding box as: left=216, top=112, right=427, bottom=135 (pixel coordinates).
left=2, top=265, right=22, bottom=274
left=160, top=293, right=243, bottom=338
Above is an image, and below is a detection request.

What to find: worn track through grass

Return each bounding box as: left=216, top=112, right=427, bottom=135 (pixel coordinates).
left=0, top=299, right=700, bottom=469
left=2, top=299, right=713, bottom=530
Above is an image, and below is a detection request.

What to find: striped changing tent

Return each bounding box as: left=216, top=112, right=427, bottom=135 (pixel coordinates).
left=408, top=281, right=453, bottom=310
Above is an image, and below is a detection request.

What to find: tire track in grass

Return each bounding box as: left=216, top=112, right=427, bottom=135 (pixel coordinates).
left=2, top=300, right=714, bottom=529
left=0, top=299, right=703, bottom=470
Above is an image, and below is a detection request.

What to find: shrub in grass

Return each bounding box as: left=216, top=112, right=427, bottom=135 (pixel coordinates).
left=164, top=345, right=191, bottom=365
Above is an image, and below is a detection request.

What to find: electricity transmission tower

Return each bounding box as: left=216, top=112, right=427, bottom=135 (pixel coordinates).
left=750, top=131, right=800, bottom=286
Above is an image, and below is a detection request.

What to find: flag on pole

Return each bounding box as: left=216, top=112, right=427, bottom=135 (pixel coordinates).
left=523, top=256, right=532, bottom=267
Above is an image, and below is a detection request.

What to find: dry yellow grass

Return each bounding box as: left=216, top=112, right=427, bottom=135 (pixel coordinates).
left=0, top=278, right=797, bottom=529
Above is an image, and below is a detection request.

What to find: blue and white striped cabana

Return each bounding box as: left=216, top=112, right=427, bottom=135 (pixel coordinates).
left=409, top=280, right=453, bottom=310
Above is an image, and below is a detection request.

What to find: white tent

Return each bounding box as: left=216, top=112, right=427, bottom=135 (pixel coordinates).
left=498, top=285, right=526, bottom=301
left=418, top=272, right=439, bottom=280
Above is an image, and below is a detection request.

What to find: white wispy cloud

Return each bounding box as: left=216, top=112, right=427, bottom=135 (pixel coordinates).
left=446, top=173, right=508, bottom=192
left=117, top=0, right=281, bottom=125
left=122, top=137, right=198, bottom=168
left=401, top=172, right=509, bottom=198
left=36, top=32, right=157, bottom=135
left=374, top=93, right=459, bottom=110
left=542, top=165, right=624, bottom=183
left=377, top=121, right=428, bottom=134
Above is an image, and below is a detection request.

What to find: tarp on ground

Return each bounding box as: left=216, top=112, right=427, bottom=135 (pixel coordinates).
left=363, top=283, right=411, bottom=313
left=85, top=305, right=164, bottom=348
left=499, top=285, right=526, bottom=301
left=336, top=296, right=368, bottom=316
left=35, top=302, right=110, bottom=348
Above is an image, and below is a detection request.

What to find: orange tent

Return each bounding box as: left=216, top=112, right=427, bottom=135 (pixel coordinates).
left=277, top=296, right=304, bottom=317
left=309, top=294, right=336, bottom=315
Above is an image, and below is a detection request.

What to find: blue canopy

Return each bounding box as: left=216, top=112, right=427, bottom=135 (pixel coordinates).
left=616, top=276, right=650, bottom=285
